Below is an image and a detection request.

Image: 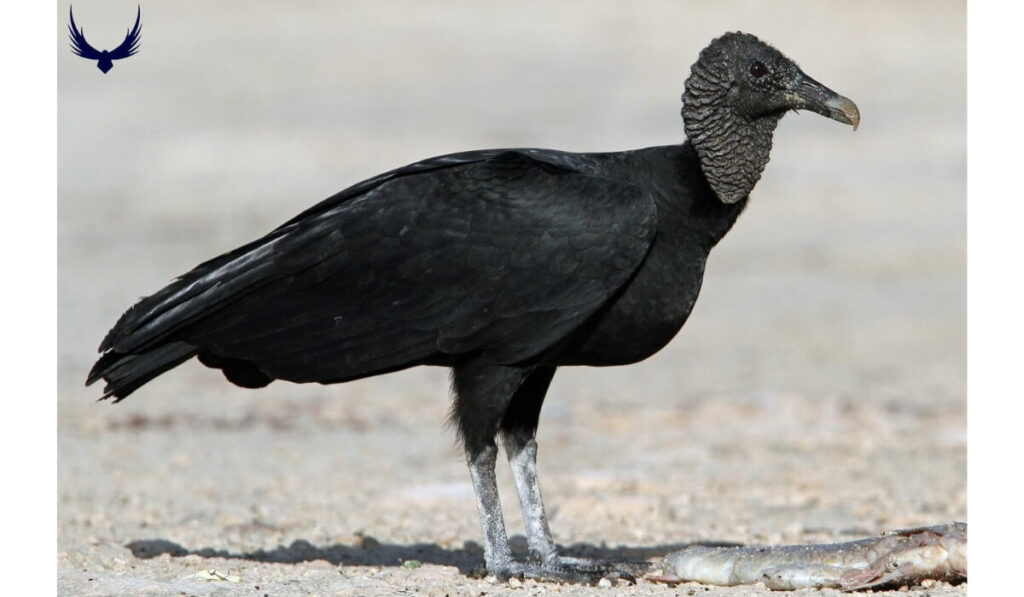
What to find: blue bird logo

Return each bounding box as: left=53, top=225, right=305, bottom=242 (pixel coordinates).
left=69, top=5, right=142, bottom=74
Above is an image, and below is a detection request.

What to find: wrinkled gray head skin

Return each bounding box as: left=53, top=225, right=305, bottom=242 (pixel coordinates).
left=683, top=32, right=859, bottom=204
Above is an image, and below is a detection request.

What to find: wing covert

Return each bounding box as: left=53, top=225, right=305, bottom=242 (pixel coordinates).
left=99, top=150, right=658, bottom=383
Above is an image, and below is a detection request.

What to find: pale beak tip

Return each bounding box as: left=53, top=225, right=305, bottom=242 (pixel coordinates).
left=832, top=96, right=860, bottom=132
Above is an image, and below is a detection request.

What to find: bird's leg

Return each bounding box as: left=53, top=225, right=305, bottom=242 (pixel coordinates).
left=455, top=362, right=635, bottom=583
left=454, top=364, right=585, bottom=582
left=497, top=365, right=558, bottom=564
left=466, top=442, right=515, bottom=573
left=503, top=433, right=557, bottom=563
left=466, top=440, right=593, bottom=582
left=498, top=366, right=639, bottom=583
left=454, top=362, right=536, bottom=578
left=501, top=430, right=638, bottom=583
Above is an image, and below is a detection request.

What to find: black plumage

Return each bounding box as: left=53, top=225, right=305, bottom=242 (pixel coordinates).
left=88, top=32, right=859, bottom=582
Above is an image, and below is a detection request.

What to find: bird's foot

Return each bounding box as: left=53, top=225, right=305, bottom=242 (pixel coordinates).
left=488, top=554, right=643, bottom=585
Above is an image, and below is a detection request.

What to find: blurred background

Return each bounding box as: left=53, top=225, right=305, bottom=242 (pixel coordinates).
left=58, top=1, right=964, bottom=593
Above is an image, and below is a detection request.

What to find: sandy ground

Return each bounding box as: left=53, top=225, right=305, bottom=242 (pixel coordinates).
left=58, top=2, right=965, bottom=595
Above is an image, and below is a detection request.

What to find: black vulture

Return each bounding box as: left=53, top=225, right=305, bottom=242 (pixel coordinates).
left=88, top=32, right=859, bottom=582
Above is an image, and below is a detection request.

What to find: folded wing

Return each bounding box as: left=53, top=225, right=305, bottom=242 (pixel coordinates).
left=89, top=150, right=657, bottom=398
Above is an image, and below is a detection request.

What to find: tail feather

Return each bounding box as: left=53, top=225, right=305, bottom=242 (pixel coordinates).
left=87, top=342, right=198, bottom=402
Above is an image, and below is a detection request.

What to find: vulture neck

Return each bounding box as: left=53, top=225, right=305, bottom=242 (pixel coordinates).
left=682, top=67, right=782, bottom=204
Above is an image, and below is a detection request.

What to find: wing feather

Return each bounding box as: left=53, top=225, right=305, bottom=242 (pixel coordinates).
left=68, top=6, right=102, bottom=59
left=94, top=150, right=657, bottom=386
left=109, top=6, right=142, bottom=59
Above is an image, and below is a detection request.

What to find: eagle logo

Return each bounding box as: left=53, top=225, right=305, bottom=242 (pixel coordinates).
left=68, top=5, right=142, bottom=74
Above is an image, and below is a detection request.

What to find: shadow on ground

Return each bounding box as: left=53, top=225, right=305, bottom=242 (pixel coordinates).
left=126, top=536, right=741, bottom=575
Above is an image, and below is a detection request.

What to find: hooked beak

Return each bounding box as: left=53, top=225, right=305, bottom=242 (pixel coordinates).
left=788, top=73, right=860, bottom=131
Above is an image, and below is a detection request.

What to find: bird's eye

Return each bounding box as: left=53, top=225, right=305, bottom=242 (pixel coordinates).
left=749, top=61, right=768, bottom=79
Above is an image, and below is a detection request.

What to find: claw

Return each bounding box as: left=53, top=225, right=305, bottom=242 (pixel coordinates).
left=489, top=556, right=642, bottom=585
